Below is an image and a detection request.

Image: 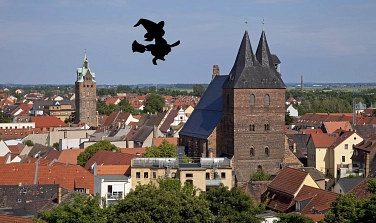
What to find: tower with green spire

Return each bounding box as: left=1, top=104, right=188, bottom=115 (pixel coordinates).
left=74, top=51, right=97, bottom=127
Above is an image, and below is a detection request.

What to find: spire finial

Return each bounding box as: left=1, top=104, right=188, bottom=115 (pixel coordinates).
left=245, top=18, right=248, bottom=30
left=262, top=19, right=265, bottom=31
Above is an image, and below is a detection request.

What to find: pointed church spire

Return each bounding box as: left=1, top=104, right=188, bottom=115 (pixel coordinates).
left=83, top=49, right=89, bottom=69
left=255, top=30, right=275, bottom=69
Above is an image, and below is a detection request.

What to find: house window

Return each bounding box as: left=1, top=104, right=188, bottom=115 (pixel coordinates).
left=185, top=180, right=193, bottom=184
left=250, top=94, right=255, bottom=106
left=206, top=172, right=210, bottom=179
left=186, top=173, right=193, bottom=177
left=136, top=172, right=140, bottom=178
left=264, top=94, right=270, bottom=106
left=107, top=185, right=112, bottom=194
left=250, top=147, right=254, bottom=158
left=345, top=144, right=348, bottom=150
left=221, top=172, right=226, bottom=179
left=152, top=172, right=157, bottom=179
left=171, top=172, right=176, bottom=178
left=342, top=156, right=345, bottom=163
left=265, top=147, right=269, bottom=157
left=144, top=172, right=149, bottom=178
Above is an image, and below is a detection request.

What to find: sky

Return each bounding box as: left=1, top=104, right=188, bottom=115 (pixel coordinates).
left=0, top=0, right=375, bottom=85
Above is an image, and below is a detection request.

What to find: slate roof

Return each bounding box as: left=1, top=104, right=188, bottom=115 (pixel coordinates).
left=131, top=126, right=153, bottom=142
left=287, top=134, right=310, bottom=158
left=336, top=178, right=364, bottom=194
left=179, top=75, right=227, bottom=139
left=347, top=178, right=374, bottom=199
left=223, top=30, right=285, bottom=89
left=27, top=143, right=55, bottom=158
left=298, top=167, right=325, bottom=181
left=352, top=124, right=376, bottom=138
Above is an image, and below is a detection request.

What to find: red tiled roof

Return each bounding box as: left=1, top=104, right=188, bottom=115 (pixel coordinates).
left=30, top=116, right=66, bottom=128
left=347, top=178, right=373, bottom=199
left=105, top=97, right=119, bottom=106
left=103, top=112, right=131, bottom=127
left=120, top=148, right=146, bottom=156
left=57, top=149, right=85, bottom=165
left=303, top=214, right=325, bottom=223
left=152, top=138, right=178, bottom=146
left=96, top=165, right=131, bottom=175
left=84, top=150, right=136, bottom=170
left=310, top=133, right=338, bottom=148
left=322, top=121, right=352, bottom=133
left=0, top=163, right=94, bottom=193
left=265, top=188, right=295, bottom=213
left=295, top=185, right=338, bottom=214
left=268, top=167, right=309, bottom=195
left=0, top=214, right=35, bottom=223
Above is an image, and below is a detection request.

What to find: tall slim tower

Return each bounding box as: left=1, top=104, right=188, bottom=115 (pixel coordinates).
left=75, top=51, right=97, bottom=127
left=221, top=30, right=286, bottom=182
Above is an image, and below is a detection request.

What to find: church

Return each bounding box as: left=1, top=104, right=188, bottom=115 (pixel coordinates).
left=179, top=29, right=301, bottom=182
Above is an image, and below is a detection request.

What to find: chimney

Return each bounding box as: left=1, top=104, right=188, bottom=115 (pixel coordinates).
left=153, top=125, right=158, bottom=138
left=57, top=187, right=62, bottom=204
left=64, top=131, right=67, bottom=139
left=178, top=152, right=183, bottom=164
left=212, top=65, right=220, bottom=80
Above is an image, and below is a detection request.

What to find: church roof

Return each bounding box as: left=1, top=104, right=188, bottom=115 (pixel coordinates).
left=179, top=75, right=227, bottom=139
left=76, top=52, right=96, bottom=83
left=223, top=30, right=285, bottom=89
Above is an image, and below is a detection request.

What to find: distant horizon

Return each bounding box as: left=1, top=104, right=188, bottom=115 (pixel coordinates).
left=1, top=1, right=375, bottom=85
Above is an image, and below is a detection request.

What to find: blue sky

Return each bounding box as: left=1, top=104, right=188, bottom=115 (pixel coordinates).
left=0, top=0, right=375, bottom=85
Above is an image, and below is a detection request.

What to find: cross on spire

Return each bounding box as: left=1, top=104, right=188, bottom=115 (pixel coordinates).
left=245, top=18, right=248, bottom=30
left=262, top=19, right=265, bottom=31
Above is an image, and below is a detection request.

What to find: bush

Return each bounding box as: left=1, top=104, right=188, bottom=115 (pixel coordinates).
left=250, top=169, right=271, bottom=181
left=25, top=139, right=34, bottom=146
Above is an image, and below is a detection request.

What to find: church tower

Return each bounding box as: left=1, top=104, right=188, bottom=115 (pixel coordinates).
left=75, top=51, right=97, bottom=127
left=222, top=30, right=286, bottom=182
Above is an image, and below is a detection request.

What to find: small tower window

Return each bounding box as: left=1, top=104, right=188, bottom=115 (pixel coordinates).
left=264, top=121, right=269, bottom=131
left=265, top=147, right=269, bottom=157
left=264, top=94, right=270, bottom=106
left=250, top=94, right=255, bottom=106
left=250, top=147, right=254, bottom=158
left=249, top=121, right=255, bottom=131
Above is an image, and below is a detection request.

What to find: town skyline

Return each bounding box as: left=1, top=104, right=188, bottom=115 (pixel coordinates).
left=1, top=1, right=376, bottom=85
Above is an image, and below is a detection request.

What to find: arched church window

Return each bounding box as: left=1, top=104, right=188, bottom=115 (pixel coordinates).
left=264, top=94, right=270, bottom=106
left=250, top=147, right=254, bottom=158
left=249, top=120, right=255, bottom=131
left=265, top=147, right=269, bottom=157
left=250, top=94, right=255, bottom=106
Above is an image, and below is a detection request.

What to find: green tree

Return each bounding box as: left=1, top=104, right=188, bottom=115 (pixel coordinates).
left=274, top=213, right=314, bottom=223
left=322, top=193, right=359, bottom=223
left=53, top=142, right=59, bottom=150
left=192, top=84, right=206, bottom=97
left=77, top=140, right=120, bottom=167
left=142, top=140, right=177, bottom=158
left=366, top=178, right=376, bottom=193
left=144, top=93, right=165, bottom=114
left=37, top=193, right=107, bottom=223
left=250, top=169, right=271, bottom=181
left=285, top=112, right=294, bottom=125
left=24, top=139, right=34, bottom=146
left=110, top=178, right=212, bottom=223
left=202, top=184, right=264, bottom=223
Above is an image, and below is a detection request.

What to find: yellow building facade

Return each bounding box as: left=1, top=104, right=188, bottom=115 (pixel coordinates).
left=131, top=157, right=233, bottom=192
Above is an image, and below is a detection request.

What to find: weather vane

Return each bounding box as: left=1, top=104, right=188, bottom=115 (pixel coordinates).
left=262, top=19, right=265, bottom=31
left=245, top=18, right=248, bottom=30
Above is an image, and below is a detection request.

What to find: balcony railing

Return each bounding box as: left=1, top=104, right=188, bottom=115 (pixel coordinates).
left=107, top=192, right=123, bottom=199
left=206, top=179, right=222, bottom=186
